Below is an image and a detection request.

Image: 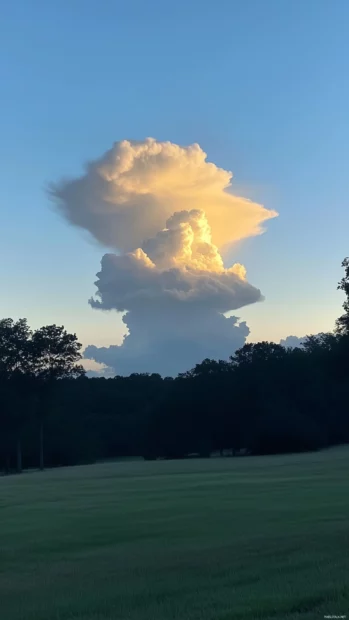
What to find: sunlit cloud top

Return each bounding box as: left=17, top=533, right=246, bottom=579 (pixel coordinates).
left=51, top=138, right=277, bottom=252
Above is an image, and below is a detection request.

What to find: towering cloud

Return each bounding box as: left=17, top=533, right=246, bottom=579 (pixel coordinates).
left=52, top=139, right=277, bottom=376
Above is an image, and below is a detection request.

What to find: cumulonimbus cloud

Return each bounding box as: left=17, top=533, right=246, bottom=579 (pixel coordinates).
left=52, top=139, right=277, bottom=376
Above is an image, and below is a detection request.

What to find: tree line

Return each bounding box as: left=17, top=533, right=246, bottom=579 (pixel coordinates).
left=1, top=258, right=349, bottom=472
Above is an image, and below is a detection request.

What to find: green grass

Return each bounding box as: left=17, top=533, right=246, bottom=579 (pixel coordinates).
left=1, top=448, right=349, bottom=620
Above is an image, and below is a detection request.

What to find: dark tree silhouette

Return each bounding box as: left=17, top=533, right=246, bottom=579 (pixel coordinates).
left=336, top=257, right=349, bottom=335
left=30, top=325, right=85, bottom=470
left=0, top=258, right=349, bottom=472
left=0, top=319, right=33, bottom=473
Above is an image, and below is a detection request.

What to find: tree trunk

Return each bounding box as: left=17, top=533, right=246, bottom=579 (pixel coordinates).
left=16, top=436, right=22, bottom=473
left=5, top=453, right=10, bottom=475
left=39, top=420, right=44, bottom=471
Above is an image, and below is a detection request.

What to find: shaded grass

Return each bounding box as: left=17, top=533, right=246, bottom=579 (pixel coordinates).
left=1, top=448, right=349, bottom=619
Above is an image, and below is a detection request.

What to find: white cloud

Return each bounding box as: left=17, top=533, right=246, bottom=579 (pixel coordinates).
left=84, top=315, right=250, bottom=377
left=279, top=334, right=322, bottom=349
left=89, top=211, right=261, bottom=315
left=51, top=138, right=277, bottom=252
left=279, top=335, right=306, bottom=348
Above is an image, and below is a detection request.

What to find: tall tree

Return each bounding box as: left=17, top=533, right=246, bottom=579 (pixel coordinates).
left=30, top=325, right=85, bottom=470
left=0, top=318, right=32, bottom=379
left=0, top=318, right=32, bottom=473
left=336, top=257, right=349, bottom=335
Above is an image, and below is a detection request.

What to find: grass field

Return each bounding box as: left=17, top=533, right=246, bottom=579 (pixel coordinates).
left=1, top=448, right=349, bottom=620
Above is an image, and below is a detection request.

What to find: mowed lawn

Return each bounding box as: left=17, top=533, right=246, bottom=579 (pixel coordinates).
left=1, top=449, right=349, bottom=620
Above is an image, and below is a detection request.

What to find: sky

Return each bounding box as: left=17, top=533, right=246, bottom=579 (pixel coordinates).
left=1, top=0, right=349, bottom=372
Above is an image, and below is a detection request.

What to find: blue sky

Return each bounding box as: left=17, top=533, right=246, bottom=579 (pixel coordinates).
left=1, top=0, right=348, bottom=351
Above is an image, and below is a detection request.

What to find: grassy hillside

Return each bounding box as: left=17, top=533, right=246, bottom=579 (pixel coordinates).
left=1, top=448, right=349, bottom=619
